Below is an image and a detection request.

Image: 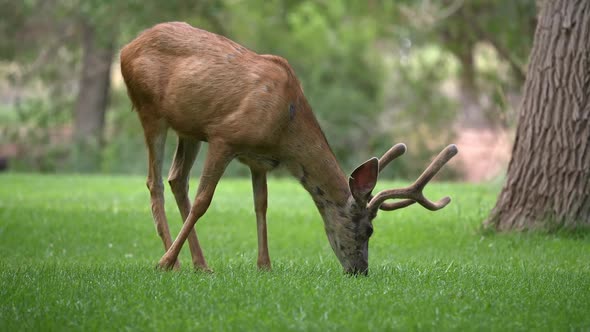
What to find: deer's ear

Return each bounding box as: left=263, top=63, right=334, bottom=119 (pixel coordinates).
left=349, top=157, right=379, bottom=205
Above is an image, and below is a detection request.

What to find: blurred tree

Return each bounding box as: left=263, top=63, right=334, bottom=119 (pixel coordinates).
left=485, top=0, right=590, bottom=231
left=395, top=0, right=537, bottom=128
left=0, top=0, right=226, bottom=171
left=72, top=19, right=116, bottom=168
left=364, top=0, right=537, bottom=180
left=68, top=0, right=227, bottom=170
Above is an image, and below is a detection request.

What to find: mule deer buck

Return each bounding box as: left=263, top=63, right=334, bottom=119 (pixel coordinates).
left=120, top=22, right=458, bottom=275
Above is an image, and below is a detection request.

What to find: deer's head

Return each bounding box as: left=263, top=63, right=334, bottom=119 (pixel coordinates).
left=325, top=144, right=458, bottom=275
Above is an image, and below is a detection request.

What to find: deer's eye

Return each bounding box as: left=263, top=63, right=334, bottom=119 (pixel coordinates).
left=366, top=225, right=374, bottom=238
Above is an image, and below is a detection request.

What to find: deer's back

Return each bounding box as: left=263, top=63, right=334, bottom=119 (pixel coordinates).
left=120, top=22, right=304, bottom=148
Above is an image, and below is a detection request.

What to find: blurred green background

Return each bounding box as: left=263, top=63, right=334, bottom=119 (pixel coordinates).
left=0, top=0, right=536, bottom=180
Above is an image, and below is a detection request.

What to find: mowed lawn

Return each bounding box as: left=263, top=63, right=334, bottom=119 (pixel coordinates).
left=0, top=174, right=589, bottom=331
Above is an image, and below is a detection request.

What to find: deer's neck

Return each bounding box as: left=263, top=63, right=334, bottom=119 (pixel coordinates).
left=286, top=139, right=351, bottom=219
left=282, top=98, right=352, bottom=226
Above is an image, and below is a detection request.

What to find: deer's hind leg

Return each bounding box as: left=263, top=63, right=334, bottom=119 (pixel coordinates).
left=158, top=140, right=234, bottom=270
left=139, top=112, right=180, bottom=269
left=167, top=136, right=209, bottom=271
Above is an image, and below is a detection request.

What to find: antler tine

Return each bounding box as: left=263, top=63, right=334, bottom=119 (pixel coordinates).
left=378, top=143, right=407, bottom=172
left=413, top=144, right=458, bottom=191
left=378, top=199, right=416, bottom=211
left=368, top=144, right=458, bottom=212
left=375, top=143, right=412, bottom=211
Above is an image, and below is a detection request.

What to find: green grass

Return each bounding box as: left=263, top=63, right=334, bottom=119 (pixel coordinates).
left=0, top=173, right=589, bottom=331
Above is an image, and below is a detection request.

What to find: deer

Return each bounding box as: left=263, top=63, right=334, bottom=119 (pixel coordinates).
left=119, top=22, right=458, bottom=275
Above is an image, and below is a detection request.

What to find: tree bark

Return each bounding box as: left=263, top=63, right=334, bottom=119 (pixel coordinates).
left=486, top=0, right=590, bottom=231
left=73, top=21, right=114, bottom=152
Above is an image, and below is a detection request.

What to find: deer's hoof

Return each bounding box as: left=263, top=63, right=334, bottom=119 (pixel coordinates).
left=193, top=264, right=213, bottom=274
left=156, top=256, right=178, bottom=271
left=257, top=262, right=272, bottom=271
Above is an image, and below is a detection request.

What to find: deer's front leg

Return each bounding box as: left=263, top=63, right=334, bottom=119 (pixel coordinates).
left=158, top=142, right=234, bottom=271
left=251, top=169, right=271, bottom=270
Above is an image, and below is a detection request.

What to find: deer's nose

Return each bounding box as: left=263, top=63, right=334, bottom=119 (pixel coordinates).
left=345, top=264, right=368, bottom=276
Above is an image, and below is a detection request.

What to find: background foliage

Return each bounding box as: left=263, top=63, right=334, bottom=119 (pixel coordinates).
left=0, top=0, right=537, bottom=178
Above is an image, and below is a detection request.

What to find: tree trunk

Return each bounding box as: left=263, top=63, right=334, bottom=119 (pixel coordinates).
left=486, top=0, right=590, bottom=231
left=72, top=21, right=114, bottom=169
